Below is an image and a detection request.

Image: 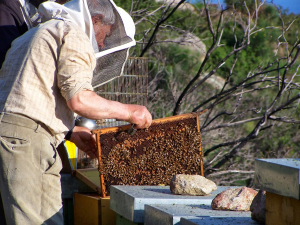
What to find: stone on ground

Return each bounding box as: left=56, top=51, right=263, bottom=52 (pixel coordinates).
left=250, top=189, right=266, bottom=223
left=170, top=174, right=217, bottom=196
left=211, top=187, right=258, bottom=211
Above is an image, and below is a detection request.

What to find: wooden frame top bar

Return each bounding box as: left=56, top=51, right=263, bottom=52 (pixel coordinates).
left=92, top=112, right=204, bottom=135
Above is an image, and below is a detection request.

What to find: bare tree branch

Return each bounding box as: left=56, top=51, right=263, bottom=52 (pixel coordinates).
left=139, top=0, right=186, bottom=57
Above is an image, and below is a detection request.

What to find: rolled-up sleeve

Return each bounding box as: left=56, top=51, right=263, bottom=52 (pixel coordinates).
left=57, top=22, right=96, bottom=101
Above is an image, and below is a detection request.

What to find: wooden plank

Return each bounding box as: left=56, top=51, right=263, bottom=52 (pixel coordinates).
left=101, top=197, right=117, bottom=225
left=266, top=191, right=300, bottom=225
left=74, top=194, right=116, bottom=225
left=74, top=193, right=100, bottom=225
left=196, top=116, right=204, bottom=177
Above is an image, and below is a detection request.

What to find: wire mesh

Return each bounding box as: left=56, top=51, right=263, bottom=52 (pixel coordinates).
left=94, top=57, right=148, bottom=104
left=93, top=57, right=148, bottom=128
left=93, top=112, right=204, bottom=197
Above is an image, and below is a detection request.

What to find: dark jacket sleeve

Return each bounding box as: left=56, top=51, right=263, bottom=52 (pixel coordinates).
left=0, top=0, right=28, bottom=68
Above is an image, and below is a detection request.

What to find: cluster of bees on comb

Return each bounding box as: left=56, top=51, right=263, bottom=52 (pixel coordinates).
left=98, top=117, right=202, bottom=193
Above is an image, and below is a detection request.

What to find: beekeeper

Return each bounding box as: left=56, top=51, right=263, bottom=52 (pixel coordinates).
left=0, top=0, right=152, bottom=224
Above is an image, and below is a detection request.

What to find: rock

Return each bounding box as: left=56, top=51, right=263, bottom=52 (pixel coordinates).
left=170, top=174, right=217, bottom=196
left=211, top=187, right=258, bottom=211
left=155, top=0, right=197, bottom=12
left=250, top=190, right=266, bottom=224
left=200, top=73, right=226, bottom=90
left=173, top=33, right=206, bottom=63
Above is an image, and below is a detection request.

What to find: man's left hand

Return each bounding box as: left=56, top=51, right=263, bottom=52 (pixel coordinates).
left=69, top=126, right=97, bottom=158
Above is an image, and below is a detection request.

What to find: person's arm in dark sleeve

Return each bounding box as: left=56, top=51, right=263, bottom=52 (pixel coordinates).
left=0, top=6, right=27, bottom=68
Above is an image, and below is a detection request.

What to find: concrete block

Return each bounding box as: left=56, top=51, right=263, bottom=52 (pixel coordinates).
left=144, top=204, right=255, bottom=225
left=116, top=214, right=143, bottom=225
left=254, top=158, right=300, bottom=200
left=110, top=185, right=238, bottom=223
left=180, top=217, right=260, bottom=225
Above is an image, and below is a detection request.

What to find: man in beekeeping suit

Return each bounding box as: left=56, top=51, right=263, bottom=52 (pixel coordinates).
left=0, top=0, right=152, bottom=224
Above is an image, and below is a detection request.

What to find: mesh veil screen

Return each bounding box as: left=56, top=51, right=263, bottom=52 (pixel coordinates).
left=101, top=4, right=133, bottom=49
left=92, top=49, right=128, bottom=87
left=93, top=113, right=204, bottom=196
left=92, top=0, right=135, bottom=88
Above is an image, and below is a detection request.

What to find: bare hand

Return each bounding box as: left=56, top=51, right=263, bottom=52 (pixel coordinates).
left=69, top=126, right=97, bottom=158
left=126, top=105, right=152, bottom=129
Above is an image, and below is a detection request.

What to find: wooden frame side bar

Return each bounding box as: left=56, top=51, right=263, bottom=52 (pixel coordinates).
left=196, top=116, right=204, bottom=177
left=96, top=132, right=106, bottom=197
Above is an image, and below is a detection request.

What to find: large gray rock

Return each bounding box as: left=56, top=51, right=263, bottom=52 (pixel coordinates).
left=170, top=174, right=217, bottom=196
left=211, top=187, right=258, bottom=211
left=250, top=189, right=266, bottom=224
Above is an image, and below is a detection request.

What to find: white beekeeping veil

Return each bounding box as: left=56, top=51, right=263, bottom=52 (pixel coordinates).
left=91, top=0, right=136, bottom=88
left=38, top=0, right=136, bottom=88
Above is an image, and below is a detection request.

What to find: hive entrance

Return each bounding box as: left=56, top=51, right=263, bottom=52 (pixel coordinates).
left=93, top=112, right=204, bottom=197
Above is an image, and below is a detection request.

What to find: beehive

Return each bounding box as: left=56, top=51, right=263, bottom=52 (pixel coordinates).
left=92, top=112, right=204, bottom=197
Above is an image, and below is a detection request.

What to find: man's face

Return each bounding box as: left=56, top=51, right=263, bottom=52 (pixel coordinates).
left=92, top=15, right=112, bottom=50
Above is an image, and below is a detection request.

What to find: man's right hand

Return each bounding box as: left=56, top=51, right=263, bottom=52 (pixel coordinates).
left=125, top=104, right=152, bottom=129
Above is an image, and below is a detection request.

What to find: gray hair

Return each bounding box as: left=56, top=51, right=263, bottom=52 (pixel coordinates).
left=87, top=0, right=115, bottom=25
